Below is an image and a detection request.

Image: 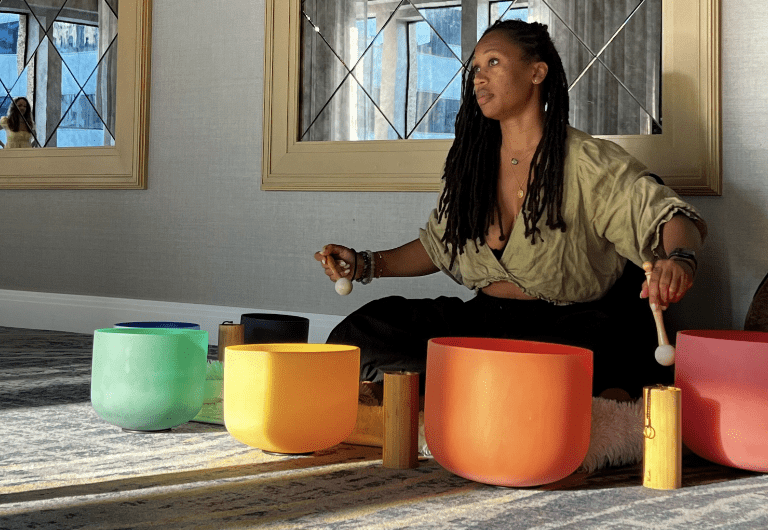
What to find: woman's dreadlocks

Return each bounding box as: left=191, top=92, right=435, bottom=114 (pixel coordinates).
left=438, top=19, right=570, bottom=267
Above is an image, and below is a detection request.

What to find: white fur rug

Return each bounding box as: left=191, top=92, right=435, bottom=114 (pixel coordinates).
left=576, top=397, right=644, bottom=472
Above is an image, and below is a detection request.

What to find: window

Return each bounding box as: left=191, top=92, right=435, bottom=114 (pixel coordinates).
left=53, top=21, right=104, bottom=147
left=492, top=2, right=528, bottom=23
left=0, top=12, right=22, bottom=147
left=408, top=7, right=462, bottom=139
left=300, top=3, right=464, bottom=142
left=0, top=0, right=151, bottom=190
left=263, top=0, right=721, bottom=194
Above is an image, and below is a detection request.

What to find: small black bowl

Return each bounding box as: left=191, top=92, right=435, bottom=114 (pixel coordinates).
left=240, top=313, right=310, bottom=344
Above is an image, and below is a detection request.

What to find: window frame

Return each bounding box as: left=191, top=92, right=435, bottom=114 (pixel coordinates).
left=0, top=0, right=152, bottom=190
left=262, top=0, right=721, bottom=195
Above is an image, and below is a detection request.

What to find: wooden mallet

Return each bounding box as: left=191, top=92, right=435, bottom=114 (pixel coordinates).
left=642, top=262, right=676, bottom=366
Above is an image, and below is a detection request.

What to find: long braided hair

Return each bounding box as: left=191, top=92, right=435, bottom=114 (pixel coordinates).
left=437, top=19, right=570, bottom=267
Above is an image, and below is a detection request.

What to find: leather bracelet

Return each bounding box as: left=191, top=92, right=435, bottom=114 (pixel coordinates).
left=668, top=248, right=697, bottom=263
left=670, top=256, right=697, bottom=275
left=668, top=248, right=697, bottom=275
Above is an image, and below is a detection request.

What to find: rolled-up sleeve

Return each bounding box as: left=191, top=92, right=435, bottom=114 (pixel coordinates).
left=580, top=139, right=707, bottom=267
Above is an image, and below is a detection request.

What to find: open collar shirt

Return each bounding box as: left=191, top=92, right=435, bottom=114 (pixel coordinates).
left=419, top=127, right=707, bottom=304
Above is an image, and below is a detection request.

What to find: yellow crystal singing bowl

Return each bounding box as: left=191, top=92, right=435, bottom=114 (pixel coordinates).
left=223, top=343, right=360, bottom=454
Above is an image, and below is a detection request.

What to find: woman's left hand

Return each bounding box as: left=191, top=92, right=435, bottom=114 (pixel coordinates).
left=640, top=259, right=695, bottom=310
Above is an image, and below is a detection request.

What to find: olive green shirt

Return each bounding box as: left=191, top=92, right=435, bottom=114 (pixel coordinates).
left=419, top=127, right=707, bottom=304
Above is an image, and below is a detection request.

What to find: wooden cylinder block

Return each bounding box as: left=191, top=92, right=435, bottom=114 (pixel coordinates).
left=217, top=322, right=244, bottom=362
left=383, top=371, right=420, bottom=469
left=642, top=385, right=682, bottom=490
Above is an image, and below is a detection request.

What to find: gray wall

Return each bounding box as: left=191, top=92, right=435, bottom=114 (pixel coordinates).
left=1, top=0, right=766, bottom=334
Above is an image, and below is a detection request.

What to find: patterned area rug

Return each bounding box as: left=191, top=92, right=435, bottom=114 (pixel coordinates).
left=2, top=326, right=767, bottom=529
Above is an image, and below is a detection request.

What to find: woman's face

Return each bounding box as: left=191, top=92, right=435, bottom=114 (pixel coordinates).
left=472, top=32, right=543, bottom=121
left=15, top=99, right=28, bottom=115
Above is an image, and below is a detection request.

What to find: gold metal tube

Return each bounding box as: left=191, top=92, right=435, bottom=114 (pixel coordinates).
left=642, top=385, right=682, bottom=489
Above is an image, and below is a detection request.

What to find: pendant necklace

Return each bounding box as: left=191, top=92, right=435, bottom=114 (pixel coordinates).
left=514, top=178, right=525, bottom=198
left=510, top=147, right=536, bottom=199
left=511, top=163, right=526, bottom=199
left=510, top=147, right=535, bottom=167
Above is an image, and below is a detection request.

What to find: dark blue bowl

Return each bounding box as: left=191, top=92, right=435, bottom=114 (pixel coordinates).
left=114, top=321, right=201, bottom=330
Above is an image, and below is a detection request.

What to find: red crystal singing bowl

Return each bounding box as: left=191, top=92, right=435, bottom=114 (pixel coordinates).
left=675, top=330, right=768, bottom=472
left=425, top=337, right=593, bottom=487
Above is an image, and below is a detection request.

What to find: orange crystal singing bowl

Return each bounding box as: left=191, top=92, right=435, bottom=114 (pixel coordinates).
left=425, top=337, right=593, bottom=487
left=675, top=330, right=768, bottom=472
left=223, top=343, right=360, bottom=454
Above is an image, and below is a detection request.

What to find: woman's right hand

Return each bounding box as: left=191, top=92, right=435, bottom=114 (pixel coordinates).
left=314, top=244, right=358, bottom=282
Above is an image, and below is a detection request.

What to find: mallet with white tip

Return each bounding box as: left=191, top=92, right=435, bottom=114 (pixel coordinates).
left=642, top=261, right=676, bottom=366
left=322, top=253, right=353, bottom=296
left=335, top=277, right=353, bottom=296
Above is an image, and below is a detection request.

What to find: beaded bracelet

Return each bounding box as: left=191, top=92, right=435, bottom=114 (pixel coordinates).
left=374, top=251, right=384, bottom=279
left=357, top=250, right=374, bottom=284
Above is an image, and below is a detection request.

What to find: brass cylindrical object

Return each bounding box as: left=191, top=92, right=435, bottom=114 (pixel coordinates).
left=217, top=321, right=244, bottom=362
left=382, top=371, right=420, bottom=469
left=642, top=385, right=682, bottom=490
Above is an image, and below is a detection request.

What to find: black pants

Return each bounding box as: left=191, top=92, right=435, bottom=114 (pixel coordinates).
left=327, top=264, right=673, bottom=398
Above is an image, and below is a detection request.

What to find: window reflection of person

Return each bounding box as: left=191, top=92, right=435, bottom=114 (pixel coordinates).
left=0, top=97, right=36, bottom=148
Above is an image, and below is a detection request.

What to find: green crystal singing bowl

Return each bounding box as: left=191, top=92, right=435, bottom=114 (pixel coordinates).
left=91, top=328, right=209, bottom=431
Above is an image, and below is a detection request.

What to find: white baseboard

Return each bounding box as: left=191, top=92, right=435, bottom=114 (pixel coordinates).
left=0, top=289, right=345, bottom=344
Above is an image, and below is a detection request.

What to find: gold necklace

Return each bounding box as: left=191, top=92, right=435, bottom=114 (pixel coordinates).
left=510, top=163, right=528, bottom=199
left=508, top=146, right=536, bottom=198
left=509, top=144, right=537, bottom=165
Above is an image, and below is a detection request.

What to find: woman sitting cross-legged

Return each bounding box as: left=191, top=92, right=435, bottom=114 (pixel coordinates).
left=315, top=19, right=706, bottom=402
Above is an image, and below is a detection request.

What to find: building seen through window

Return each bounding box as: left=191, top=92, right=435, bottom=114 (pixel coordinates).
left=300, top=0, right=661, bottom=142
left=300, top=2, right=531, bottom=141
left=0, top=13, right=22, bottom=145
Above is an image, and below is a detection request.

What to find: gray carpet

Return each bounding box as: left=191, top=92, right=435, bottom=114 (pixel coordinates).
left=1, top=326, right=767, bottom=529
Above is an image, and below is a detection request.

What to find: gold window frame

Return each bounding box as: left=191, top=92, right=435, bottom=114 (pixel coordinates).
left=263, top=0, right=720, bottom=195
left=0, top=0, right=152, bottom=190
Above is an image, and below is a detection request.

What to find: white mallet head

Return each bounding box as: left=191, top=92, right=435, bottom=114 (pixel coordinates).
left=655, top=344, right=675, bottom=366
left=335, top=277, right=353, bottom=296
